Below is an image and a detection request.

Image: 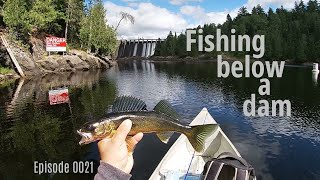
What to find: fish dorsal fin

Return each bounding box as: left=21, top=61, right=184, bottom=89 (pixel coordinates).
left=156, top=132, right=173, bottom=144
left=112, top=96, right=147, bottom=112
left=153, top=100, right=180, bottom=120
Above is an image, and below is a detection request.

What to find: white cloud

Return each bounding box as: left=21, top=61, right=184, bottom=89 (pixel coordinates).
left=169, top=0, right=202, bottom=6
left=180, top=0, right=296, bottom=26
left=127, top=2, right=139, bottom=7
left=121, top=0, right=140, bottom=8
left=180, top=5, right=205, bottom=17
left=105, top=0, right=297, bottom=39
left=246, top=0, right=296, bottom=9
left=105, top=2, right=188, bottom=39
left=180, top=5, right=238, bottom=25
left=122, top=0, right=139, bottom=2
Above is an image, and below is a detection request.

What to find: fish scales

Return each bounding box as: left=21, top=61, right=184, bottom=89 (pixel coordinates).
left=103, top=111, right=190, bottom=135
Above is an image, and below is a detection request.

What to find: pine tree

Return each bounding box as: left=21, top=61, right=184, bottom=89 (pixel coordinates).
left=79, top=0, right=116, bottom=54
left=65, top=0, right=84, bottom=45
left=159, top=1, right=320, bottom=62
left=176, top=33, right=187, bottom=57
left=28, top=0, right=62, bottom=32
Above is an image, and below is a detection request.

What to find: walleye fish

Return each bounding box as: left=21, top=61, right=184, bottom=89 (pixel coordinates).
left=77, top=96, right=218, bottom=152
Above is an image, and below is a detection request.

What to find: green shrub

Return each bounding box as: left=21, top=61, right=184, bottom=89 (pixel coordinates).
left=0, top=67, right=14, bottom=74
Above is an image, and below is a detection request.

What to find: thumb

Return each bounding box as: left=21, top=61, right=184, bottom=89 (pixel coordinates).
left=112, top=119, right=132, bottom=143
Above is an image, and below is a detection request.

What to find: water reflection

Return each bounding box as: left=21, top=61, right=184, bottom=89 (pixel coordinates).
left=106, top=61, right=320, bottom=180
left=0, top=61, right=320, bottom=180
left=312, top=71, right=319, bottom=86
left=0, top=70, right=117, bottom=179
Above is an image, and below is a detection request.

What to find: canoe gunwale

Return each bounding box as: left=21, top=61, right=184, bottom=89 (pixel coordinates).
left=149, top=108, right=241, bottom=180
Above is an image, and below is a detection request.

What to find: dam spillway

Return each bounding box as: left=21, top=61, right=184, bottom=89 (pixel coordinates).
left=117, top=39, right=164, bottom=58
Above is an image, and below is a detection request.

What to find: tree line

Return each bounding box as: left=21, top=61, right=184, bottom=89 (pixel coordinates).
left=0, top=0, right=118, bottom=55
left=155, top=0, right=320, bottom=62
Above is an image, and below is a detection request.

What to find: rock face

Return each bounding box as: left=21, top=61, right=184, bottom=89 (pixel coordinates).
left=70, top=50, right=109, bottom=69
left=38, top=55, right=90, bottom=72
left=10, top=45, right=40, bottom=75
left=30, top=36, right=47, bottom=62
left=0, top=43, right=13, bottom=68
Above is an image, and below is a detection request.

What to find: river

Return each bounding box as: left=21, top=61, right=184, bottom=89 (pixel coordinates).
left=0, top=60, right=319, bottom=180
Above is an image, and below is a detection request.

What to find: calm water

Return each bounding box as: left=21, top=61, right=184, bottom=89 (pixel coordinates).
left=0, top=60, right=320, bottom=180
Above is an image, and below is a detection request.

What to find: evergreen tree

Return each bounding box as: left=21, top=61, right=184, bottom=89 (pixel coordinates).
left=165, top=31, right=175, bottom=56
left=65, top=0, right=84, bottom=45
left=237, top=7, right=249, bottom=18
left=159, top=0, right=320, bottom=62
left=28, top=0, right=62, bottom=32
left=176, top=33, right=187, bottom=57
left=79, top=0, right=116, bottom=54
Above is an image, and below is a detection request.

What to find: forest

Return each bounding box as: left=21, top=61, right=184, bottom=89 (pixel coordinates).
left=0, top=0, right=117, bottom=55
left=155, top=0, right=320, bottom=62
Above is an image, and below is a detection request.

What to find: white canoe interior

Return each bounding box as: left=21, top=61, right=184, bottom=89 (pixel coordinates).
left=149, top=108, right=241, bottom=180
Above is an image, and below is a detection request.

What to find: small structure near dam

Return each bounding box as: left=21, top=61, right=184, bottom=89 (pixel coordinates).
left=117, top=39, right=164, bottom=58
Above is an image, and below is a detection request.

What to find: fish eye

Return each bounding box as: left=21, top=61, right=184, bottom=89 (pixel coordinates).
left=84, top=123, right=97, bottom=131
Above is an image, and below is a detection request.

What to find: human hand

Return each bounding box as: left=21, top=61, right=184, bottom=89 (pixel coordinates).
left=97, top=119, right=143, bottom=174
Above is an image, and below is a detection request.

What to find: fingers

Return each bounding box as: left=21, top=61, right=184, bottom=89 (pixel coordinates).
left=113, top=119, right=132, bottom=143
left=132, top=132, right=143, bottom=143
left=126, top=133, right=143, bottom=153
left=98, top=137, right=111, bottom=147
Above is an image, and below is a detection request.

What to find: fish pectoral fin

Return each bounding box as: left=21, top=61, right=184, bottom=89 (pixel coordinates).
left=156, top=132, right=173, bottom=144
left=153, top=100, right=181, bottom=120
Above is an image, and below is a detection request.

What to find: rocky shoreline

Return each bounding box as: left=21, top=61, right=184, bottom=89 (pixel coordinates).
left=0, top=34, right=117, bottom=85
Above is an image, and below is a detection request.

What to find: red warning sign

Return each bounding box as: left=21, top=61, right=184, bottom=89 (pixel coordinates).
left=49, top=88, right=70, bottom=105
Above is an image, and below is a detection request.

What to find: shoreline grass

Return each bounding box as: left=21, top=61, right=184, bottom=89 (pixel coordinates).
left=0, top=67, right=14, bottom=75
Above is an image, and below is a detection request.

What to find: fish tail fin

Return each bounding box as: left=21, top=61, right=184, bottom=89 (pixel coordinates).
left=185, top=124, right=218, bottom=152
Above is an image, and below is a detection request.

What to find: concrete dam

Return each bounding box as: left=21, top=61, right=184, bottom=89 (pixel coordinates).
left=117, top=39, right=164, bottom=58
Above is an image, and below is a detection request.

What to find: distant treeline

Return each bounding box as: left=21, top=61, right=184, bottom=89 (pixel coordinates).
left=0, top=0, right=117, bottom=55
left=155, top=1, right=320, bottom=62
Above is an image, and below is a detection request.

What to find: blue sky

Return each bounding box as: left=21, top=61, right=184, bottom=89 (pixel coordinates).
left=104, top=0, right=297, bottom=39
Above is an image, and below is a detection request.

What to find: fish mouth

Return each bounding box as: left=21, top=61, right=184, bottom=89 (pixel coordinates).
left=77, top=130, right=94, bottom=145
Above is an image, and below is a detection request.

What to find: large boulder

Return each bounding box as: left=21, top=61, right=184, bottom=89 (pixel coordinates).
left=63, top=55, right=90, bottom=71
left=37, top=57, right=60, bottom=71
left=70, top=49, right=110, bottom=68
left=38, top=55, right=90, bottom=72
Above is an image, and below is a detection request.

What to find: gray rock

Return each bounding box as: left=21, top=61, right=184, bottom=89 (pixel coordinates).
left=38, top=57, right=60, bottom=71
left=63, top=55, right=90, bottom=71
left=70, top=49, right=110, bottom=68
left=40, top=55, right=90, bottom=72
left=30, top=37, right=46, bottom=61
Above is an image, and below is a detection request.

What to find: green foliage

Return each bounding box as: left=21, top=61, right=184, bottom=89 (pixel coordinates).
left=157, top=1, right=320, bottom=62
left=28, top=0, right=62, bottom=32
left=1, top=0, right=116, bottom=55
left=0, top=67, right=13, bottom=74
left=65, top=0, right=84, bottom=45
left=3, top=0, right=30, bottom=38
left=79, top=0, right=117, bottom=55
left=0, top=78, right=15, bottom=88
